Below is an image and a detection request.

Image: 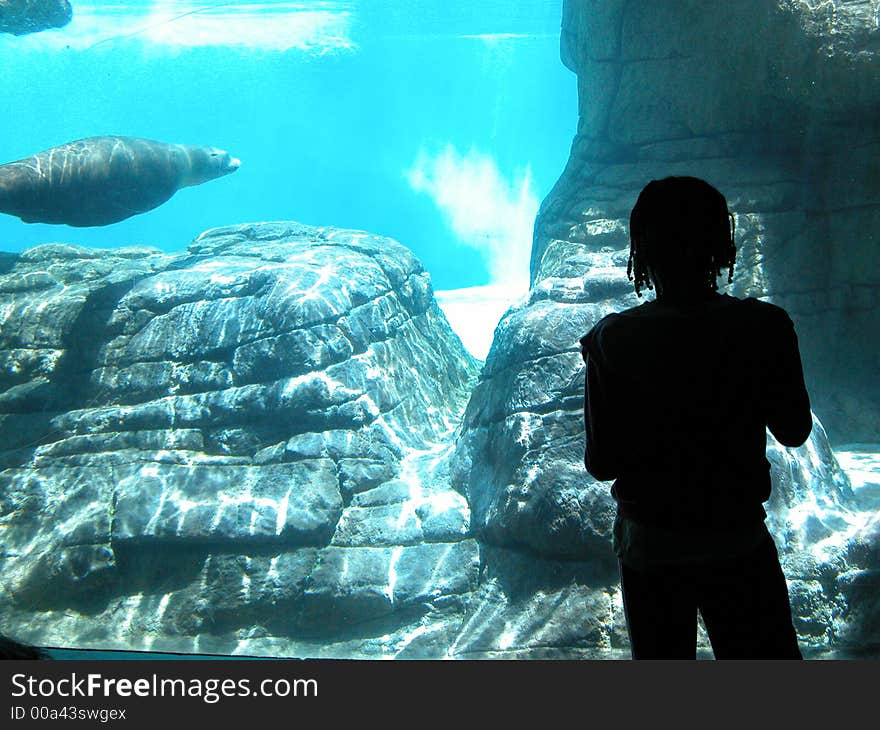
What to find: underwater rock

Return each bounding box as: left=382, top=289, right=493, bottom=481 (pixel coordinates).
left=0, top=219, right=874, bottom=658
left=0, top=222, right=482, bottom=656
left=457, top=0, right=880, bottom=653
left=0, top=0, right=71, bottom=36
left=0, top=136, right=240, bottom=227
left=541, top=0, right=880, bottom=445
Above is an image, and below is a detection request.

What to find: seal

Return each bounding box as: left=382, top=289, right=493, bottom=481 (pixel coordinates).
left=0, top=136, right=240, bottom=226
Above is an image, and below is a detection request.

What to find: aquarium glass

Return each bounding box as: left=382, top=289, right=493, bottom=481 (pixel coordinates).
left=0, top=0, right=877, bottom=659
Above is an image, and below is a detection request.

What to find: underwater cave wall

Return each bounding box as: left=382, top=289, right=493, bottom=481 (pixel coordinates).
left=535, top=0, right=880, bottom=444
left=448, top=0, right=880, bottom=657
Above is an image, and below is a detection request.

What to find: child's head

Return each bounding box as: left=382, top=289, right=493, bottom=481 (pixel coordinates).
left=627, top=177, right=736, bottom=297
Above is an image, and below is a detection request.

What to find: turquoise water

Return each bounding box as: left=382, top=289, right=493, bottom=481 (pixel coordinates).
left=0, top=0, right=575, bottom=292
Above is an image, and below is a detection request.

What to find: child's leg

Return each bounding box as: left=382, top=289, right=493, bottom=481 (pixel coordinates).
left=697, top=534, right=802, bottom=659
left=619, top=560, right=699, bottom=659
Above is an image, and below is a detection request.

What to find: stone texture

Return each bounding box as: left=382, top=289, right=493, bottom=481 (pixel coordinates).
left=0, top=222, right=483, bottom=656
left=0, top=218, right=876, bottom=657
left=0, top=0, right=71, bottom=35
left=540, top=0, right=880, bottom=444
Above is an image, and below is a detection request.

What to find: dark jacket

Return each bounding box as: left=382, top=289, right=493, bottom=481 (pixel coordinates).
left=580, top=293, right=812, bottom=529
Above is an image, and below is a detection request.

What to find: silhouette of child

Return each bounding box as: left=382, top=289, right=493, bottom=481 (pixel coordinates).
left=580, top=176, right=811, bottom=659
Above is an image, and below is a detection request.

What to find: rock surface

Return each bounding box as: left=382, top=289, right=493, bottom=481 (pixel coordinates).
left=0, top=223, right=483, bottom=656
left=538, top=0, right=880, bottom=445
left=1, top=217, right=876, bottom=657
left=447, top=0, right=880, bottom=658
left=0, top=0, right=71, bottom=35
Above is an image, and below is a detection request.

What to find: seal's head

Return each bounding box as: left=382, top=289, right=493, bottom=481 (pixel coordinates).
left=181, top=145, right=240, bottom=187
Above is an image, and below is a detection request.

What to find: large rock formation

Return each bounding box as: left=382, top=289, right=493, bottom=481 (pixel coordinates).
left=536, top=0, right=880, bottom=444
left=448, top=0, right=880, bottom=657
left=0, top=223, right=482, bottom=656
left=1, top=218, right=877, bottom=657
left=0, top=0, right=72, bottom=35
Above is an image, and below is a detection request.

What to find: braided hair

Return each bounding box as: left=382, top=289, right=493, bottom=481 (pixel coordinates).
left=627, top=177, right=736, bottom=297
